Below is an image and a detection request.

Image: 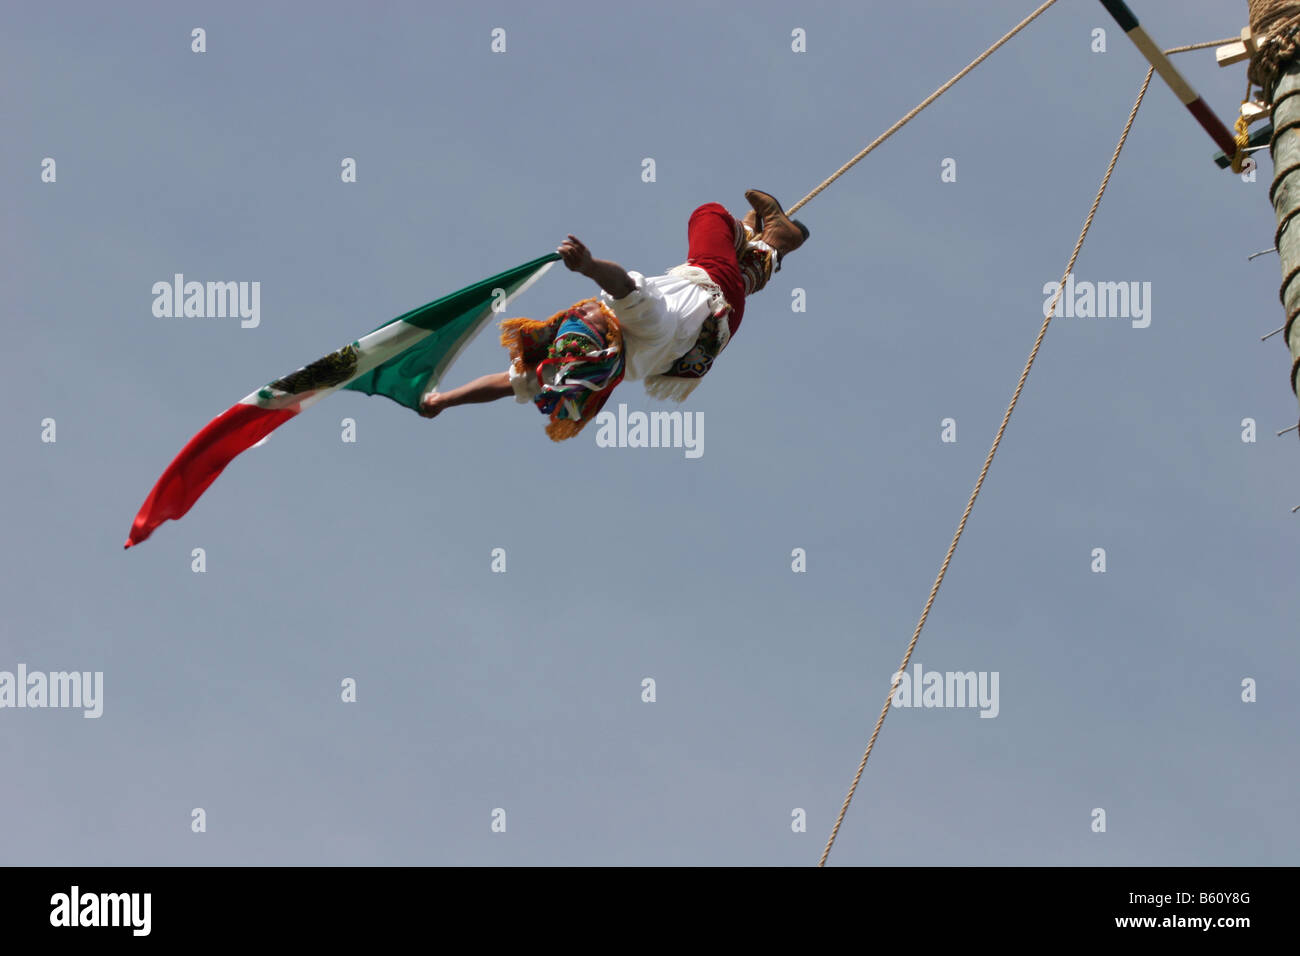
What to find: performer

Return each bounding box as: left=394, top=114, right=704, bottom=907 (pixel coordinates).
left=419, top=190, right=808, bottom=439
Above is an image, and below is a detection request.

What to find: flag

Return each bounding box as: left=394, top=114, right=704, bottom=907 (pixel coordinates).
left=124, top=254, right=559, bottom=548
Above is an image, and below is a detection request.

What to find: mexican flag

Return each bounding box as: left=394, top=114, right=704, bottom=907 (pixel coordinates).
left=124, top=253, right=559, bottom=548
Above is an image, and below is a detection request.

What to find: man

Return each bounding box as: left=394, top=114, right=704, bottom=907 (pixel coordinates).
left=418, top=190, right=808, bottom=439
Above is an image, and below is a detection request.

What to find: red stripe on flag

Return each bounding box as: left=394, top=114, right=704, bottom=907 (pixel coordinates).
left=125, top=402, right=298, bottom=548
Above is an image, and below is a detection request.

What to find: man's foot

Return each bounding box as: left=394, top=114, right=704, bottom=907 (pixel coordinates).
left=743, top=190, right=808, bottom=258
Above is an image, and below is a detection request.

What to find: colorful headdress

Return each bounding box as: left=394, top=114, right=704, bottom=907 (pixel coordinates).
left=500, top=299, right=625, bottom=441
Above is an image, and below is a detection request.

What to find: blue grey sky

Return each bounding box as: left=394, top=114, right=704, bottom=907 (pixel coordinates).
left=3, top=0, right=1295, bottom=865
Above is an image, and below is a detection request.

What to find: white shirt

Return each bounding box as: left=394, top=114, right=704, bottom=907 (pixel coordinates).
left=509, top=269, right=715, bottom=403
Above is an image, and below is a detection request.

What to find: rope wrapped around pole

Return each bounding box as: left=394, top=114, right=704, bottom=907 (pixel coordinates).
left=1248, top=0, right=1300, bottom=97
left=1248, top=0, right=1300, bottom=420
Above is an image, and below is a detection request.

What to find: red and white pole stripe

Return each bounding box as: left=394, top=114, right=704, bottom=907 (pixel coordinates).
left=1099, top=0, right=1240, bottom=158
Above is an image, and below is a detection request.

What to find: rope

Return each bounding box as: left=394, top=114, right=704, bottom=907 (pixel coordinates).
left=1235, top=111, right=1254, bottom=173
left=817, top=68, right=1155, bottom=867
left=1251, top=0, right=1300, bottom=31
left=1165, top=38, right=1243, bottom=54
left=785, top=0, right=1060, bottom=217
left=786, top=0, right=1232, bottom=217
left=1248, top=0, right=1300, bottom=98
left=1252, top=2, right=1300, bottom=416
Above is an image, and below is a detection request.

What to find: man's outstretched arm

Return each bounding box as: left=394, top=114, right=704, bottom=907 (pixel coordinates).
left=558, top=234, right=635, bottom=298
left=419, top=372, right=513, bottom=418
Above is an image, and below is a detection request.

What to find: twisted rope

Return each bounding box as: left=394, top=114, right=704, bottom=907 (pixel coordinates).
left=1250, top=1, right=1300, bottom=422
left=1165, top=37, right=1242, bottom=54
left=786, top=0, right=1060, bottom=217
left=781, top=4, right=1240, bottom=870
left=787, top=8, right=1232, bottom=220
left=819, top=67, right=1159, bottom=867
left=1248, top=0, right=1300, bottom=98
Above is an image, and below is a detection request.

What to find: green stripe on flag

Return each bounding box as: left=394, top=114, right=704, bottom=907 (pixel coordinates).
left=344, top=253, right=559, bottom=411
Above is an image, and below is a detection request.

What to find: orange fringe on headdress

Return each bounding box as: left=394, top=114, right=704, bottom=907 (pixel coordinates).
left=499, top=298, right=624, bottom=441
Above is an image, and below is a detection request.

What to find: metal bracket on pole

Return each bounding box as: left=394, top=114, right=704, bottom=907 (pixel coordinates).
left=1214, top=121, right=1273, bottom=168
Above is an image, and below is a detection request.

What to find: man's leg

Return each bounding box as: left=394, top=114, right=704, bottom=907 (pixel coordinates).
left=686, top=203, right=749, bottom=319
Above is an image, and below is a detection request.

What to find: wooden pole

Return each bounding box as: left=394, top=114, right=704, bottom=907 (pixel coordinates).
left=1267, top=60, right=1300, bottom=422
left=1246, top=0, right=1300, bottom=424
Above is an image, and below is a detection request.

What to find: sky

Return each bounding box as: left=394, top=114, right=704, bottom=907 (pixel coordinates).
left=2, top=0, right=1296, bottom=866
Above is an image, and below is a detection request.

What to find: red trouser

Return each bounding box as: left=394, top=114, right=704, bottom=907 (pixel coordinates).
left=686, top=202, right=746, bottom=334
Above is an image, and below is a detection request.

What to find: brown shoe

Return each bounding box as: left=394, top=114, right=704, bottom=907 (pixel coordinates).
left=742, top=209, right=761, bottom=234
left=744, top=189, right=807, bottom=256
